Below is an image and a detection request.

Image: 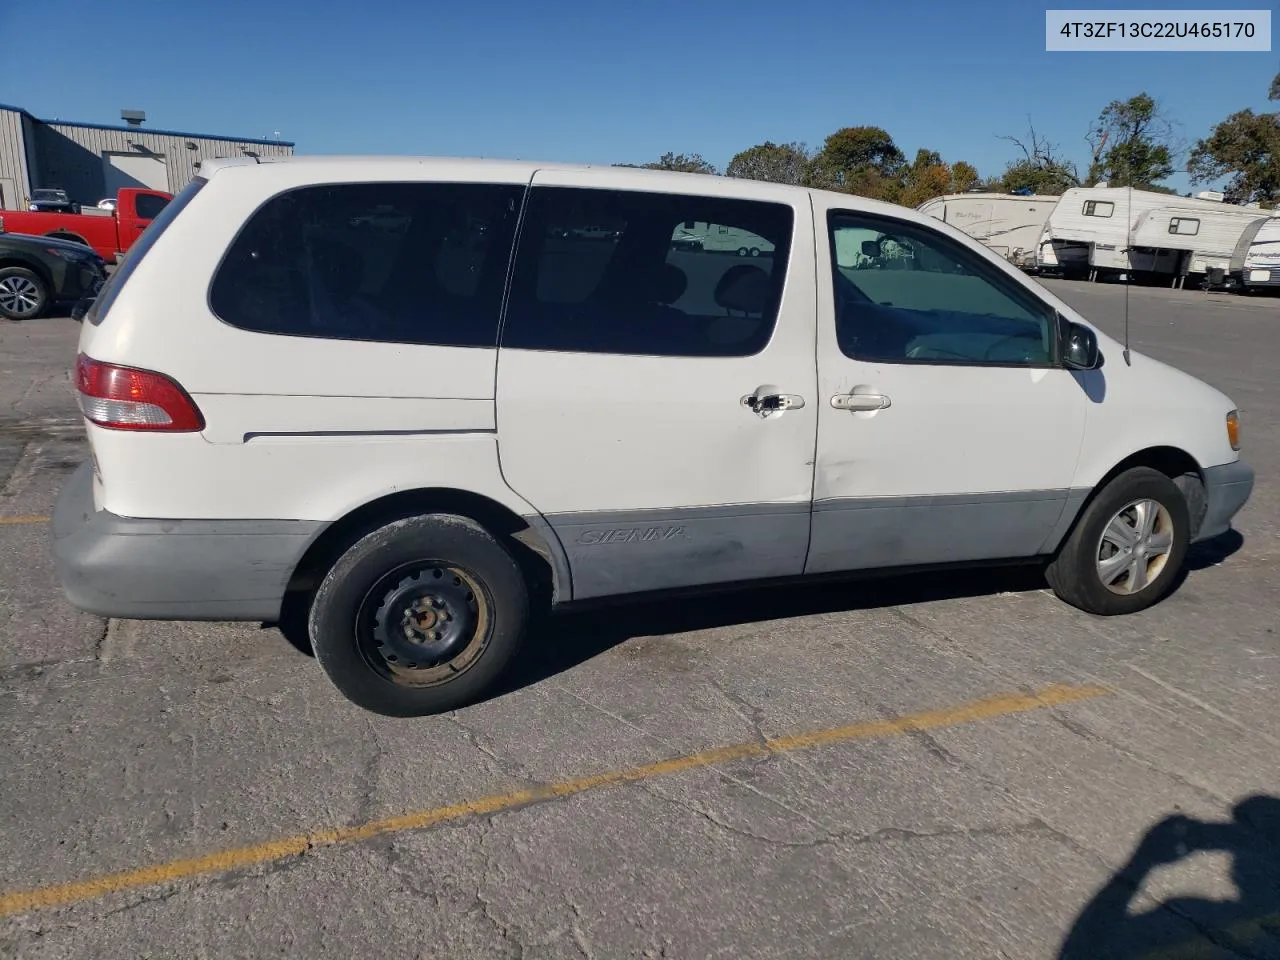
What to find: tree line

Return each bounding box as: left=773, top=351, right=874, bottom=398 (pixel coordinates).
left=617, top=73, right=1280, bottom=208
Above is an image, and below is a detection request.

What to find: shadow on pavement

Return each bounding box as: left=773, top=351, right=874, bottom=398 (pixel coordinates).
left=1185, top=528, right=1245, bottom=572
left=1058, top=795, right=1280, bottom=959
left=492, top=561, right=1051, bottom=698
left=494, top=528, right=1247, bottom=697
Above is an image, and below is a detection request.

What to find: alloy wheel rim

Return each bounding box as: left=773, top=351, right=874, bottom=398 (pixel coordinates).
left=1095, top=498, right=1176, bottom=595
left=0, top=277, right=41, bottom=317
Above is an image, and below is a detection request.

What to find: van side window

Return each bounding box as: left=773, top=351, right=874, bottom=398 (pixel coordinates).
left=829, top=211, right=1056, bottom=366
left=1168, top=217, right=1200, bottom=236
left=209, top=182, right=524, bottom=347
left=1083, top=200, right=1114, bottom=217
left=502, top=187, right=793, bottom=357
left=134, top=194, right=170, bottom=220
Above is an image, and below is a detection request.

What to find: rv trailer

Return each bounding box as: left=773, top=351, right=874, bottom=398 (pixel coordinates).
left=669, top=221, right=775, bottom=256
left=1230, top=216, right=1280, bottom=290
left=917, top=192, right=1059, bottom=269
left=1045, top=186, right=1266, bottom=284
left=1130, top=202, right=1268, bottom=287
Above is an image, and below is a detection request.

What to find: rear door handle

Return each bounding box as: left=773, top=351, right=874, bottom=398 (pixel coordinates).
left=741, top=391, right=805, bottom=418
left=831, top=393, right=891, bottom=411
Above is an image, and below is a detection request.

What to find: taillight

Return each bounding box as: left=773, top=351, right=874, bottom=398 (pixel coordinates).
left=75, top=354, right=204, bottom=432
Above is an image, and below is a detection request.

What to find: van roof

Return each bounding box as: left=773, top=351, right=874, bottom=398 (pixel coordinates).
left=193, top=154, right=921, bottom=220
left=199, top=153, right=739, bottom=183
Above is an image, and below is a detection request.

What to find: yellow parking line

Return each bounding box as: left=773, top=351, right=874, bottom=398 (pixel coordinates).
left=0, top=516, right=49, bottom=526
left=0, top=682, right=1107, bottom=918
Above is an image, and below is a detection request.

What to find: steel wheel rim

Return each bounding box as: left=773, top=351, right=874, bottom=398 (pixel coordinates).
left=1095, top=498, right=1176, bottom=596
left=356, top=562, right=492, bottom=688
left=0, top=276, right=41, bottom=317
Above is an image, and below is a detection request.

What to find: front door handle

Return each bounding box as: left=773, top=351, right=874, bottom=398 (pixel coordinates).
left=831, top=393, right=891, bottom=412
left=741, top=391, right=805, bottom=418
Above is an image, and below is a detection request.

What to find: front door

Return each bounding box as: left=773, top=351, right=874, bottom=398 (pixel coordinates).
left=807, top=200, right=1088, bottom=575
left=495, top=171, right=818, bottom=600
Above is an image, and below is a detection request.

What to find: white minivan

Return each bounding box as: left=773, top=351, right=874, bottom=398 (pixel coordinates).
left=53, top=156, right=1254, bottom=717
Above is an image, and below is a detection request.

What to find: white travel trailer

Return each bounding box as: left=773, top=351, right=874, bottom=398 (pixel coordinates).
left=1229, top=217, right=1280, bottom=290
left=672, top=220, right=775, bottom=256
left=1043, top=187, right=1177, bottom=279
left=1130, top=202, right=1268, bottom=285
left=1043, top=186, right=1264, bottom=284
left=917, top=192, right=1059, bottom=268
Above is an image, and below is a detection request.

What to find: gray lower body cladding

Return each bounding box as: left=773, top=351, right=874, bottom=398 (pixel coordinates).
left=49, top=456, right=1254, bottom=619
left=51, top=462, right=325, bottom=621
left=549, top=489, right=1081, bottom=601
left=807, top=489, right=1078, bottom=576
left=545, top=502, right=812, bottom=601
left=1195, top=460, right=1254, bottom=543
left=546, top=465, right=1254, bottom=601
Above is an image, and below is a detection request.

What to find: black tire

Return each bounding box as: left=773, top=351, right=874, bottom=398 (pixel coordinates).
left=0, top=266, right=48, bottom=321
left=1046, top=467, right=1190, bottom=616
left=308, top=514, right=529, bottom=716
left=737, top=246, right=749, bottom=257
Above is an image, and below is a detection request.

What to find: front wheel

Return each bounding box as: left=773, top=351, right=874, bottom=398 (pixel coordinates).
left=1046, top=467, right=1190, bottom=615
left=308, top=514, right=530, bottom=716
left=0, top=267, right=48, bottom=321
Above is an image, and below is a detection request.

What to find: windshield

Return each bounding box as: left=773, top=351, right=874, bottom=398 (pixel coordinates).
left=86, top=177, right=206, bottom=326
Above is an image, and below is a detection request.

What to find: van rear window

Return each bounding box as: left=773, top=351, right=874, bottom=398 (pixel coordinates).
left=87, top=178, right=205, bottom=326
left=207, top=182, right=525, bottom=348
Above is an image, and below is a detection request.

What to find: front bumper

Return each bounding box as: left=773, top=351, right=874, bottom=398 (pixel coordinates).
left=51, top=462, right=327, bottom=621
left=1194, top=459, right=1255, bottom=543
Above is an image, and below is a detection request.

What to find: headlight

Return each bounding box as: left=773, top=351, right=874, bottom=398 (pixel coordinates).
left=1226, top=410, right=1241, bottom=451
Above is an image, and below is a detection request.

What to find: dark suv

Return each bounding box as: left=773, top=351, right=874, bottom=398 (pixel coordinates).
left=0, top=233, right=106, bottom=320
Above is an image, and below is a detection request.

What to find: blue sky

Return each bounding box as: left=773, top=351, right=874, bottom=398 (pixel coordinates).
left=3, top=0, right=1275, bottom=192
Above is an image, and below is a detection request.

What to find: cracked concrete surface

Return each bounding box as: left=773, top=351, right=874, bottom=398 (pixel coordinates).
left=1, top=289, right=1279, bottom=958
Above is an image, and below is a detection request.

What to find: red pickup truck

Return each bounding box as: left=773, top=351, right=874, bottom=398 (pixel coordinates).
left=0, top=187, right=172, bottom=264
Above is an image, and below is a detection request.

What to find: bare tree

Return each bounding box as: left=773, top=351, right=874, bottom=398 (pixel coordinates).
left=996, top=117, right=1081, bottom=193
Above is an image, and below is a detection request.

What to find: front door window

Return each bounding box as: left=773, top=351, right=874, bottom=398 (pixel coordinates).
left=829, top=212, right=1057, bottom=367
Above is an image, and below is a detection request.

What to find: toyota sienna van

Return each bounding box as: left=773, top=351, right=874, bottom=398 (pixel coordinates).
left=52, top=156, right=1254, bottom=716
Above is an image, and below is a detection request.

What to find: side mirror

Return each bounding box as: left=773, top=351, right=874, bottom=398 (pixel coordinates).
left=1062, top=320, right=1102, bottom=370
left=861, top=239, right=881, bottom=257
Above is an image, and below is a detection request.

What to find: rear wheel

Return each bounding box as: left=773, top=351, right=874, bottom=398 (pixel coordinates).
left=1046, top=467, right=1190, bottom=615
left=0, top=267, right=47, bottom=321
left=308, top=514, right=529, bottom=716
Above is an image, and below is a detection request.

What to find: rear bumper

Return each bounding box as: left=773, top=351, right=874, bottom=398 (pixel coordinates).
left=1194, top=459, right=1254, bottom=543
left=51, top=462, right=326, bottom=621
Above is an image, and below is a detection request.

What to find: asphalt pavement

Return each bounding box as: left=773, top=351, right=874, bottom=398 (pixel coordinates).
left=0, top=278, right=1278, bottom=959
